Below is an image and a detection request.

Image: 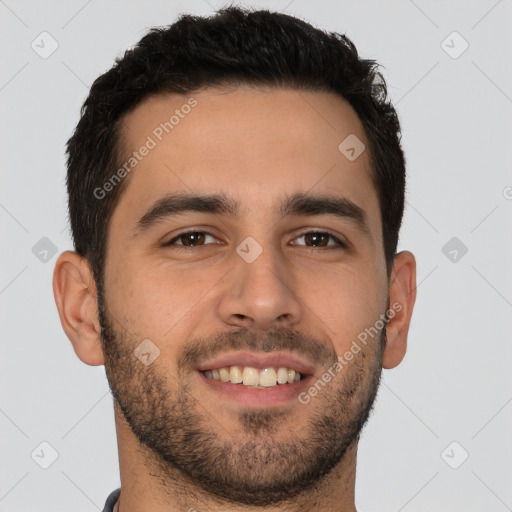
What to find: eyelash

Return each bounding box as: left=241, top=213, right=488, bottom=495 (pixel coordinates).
left=162, top=229, right=347, bottom=251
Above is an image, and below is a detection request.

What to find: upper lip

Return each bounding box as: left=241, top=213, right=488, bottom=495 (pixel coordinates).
left=196, top=350, right=317, bottom=376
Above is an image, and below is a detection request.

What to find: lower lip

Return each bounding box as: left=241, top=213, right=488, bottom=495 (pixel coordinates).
left=197, top=371, right=313, bottom=408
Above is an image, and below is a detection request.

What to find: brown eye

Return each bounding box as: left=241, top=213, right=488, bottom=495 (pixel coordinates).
left=177, top=232, right=206, bottom=247
left=164, top=231, right=216, bottom=248
left=292, top=231, right=346, bottom=249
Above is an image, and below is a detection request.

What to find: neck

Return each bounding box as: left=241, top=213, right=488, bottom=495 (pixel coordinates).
left=114, top=405, right=358, bottom=512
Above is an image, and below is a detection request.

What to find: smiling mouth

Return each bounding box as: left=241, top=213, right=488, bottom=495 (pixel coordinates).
left=202, top=365, right=306, bottom=388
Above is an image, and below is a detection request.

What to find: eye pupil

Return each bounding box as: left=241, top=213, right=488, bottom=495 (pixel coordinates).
left=305, top=232, right=328, bottom=247
left=182, top=232, right=205, bottom=246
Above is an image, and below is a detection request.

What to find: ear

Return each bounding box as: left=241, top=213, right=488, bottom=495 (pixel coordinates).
left=52, top=251, right=105, bottom=366
left=382, top=250, right=417, bottom=369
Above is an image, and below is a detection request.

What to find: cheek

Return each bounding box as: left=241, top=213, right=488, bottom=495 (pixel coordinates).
left=106, top=258, right=218, bottom=339
left=105, top=237, right=387, bottom=351
left=306, top=263, right=386, bottom=351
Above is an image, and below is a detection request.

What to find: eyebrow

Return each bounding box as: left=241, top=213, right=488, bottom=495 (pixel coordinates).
left=132, top=191, right=371, bottom=238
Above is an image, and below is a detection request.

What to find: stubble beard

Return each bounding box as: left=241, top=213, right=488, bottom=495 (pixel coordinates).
left=97, top=286, right=384, bottom=507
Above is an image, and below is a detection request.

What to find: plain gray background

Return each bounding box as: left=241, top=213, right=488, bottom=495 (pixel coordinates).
left=1, top=0, right=511, bottom=510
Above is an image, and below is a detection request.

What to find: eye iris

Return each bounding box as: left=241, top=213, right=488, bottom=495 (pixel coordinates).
left=181, top=232, right=205, bottom=246
left=305, top=233, right=328, bottom=247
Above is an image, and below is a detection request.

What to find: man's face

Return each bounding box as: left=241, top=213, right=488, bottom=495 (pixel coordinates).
left=99, top=87, right=389, bottom=505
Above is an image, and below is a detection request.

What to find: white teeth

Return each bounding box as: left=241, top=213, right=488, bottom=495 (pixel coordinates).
left=203, top=366, right=303, bottom=387
left=229, top=365, right=243, bottom=383
left=277, top=367, right=289, bottom=384
left=219, top=367, right=230, bottom=382
left=242, top=367, right=259, bottom=386
left=259, top=368, right=278, bottom=387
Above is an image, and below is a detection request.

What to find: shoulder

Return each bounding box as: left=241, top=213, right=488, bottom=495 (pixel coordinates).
left=102, top=488, right=121, bottom=512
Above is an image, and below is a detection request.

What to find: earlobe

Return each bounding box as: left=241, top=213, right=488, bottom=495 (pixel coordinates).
left=382, top=250, right=417, bottom=369
left=52, top=251, right=105, bottom=366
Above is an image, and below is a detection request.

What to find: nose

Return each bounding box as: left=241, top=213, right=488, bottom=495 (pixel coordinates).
left=216, top=243, right=303, bottom=331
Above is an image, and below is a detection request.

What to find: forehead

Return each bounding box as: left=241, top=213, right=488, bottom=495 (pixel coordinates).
left=112, top=86, right=380, bottom=235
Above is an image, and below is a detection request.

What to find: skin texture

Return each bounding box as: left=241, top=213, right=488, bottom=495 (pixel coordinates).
left=53, top=86, right=417, bottom=511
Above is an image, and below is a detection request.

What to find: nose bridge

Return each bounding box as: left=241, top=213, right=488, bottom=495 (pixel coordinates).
left=216, top=235, right=303, bottom=329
